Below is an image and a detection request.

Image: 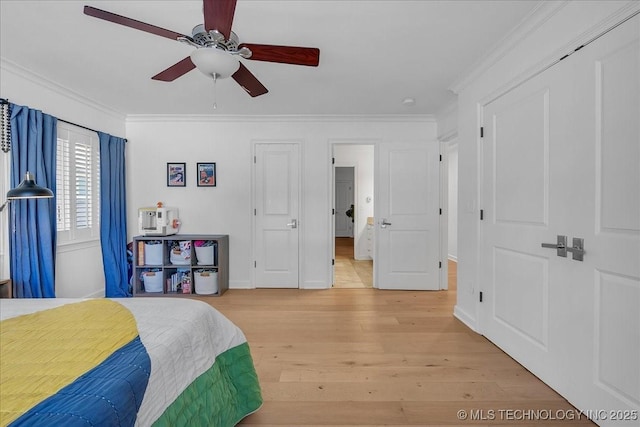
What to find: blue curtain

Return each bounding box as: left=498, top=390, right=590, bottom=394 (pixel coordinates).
left=9, top=104, right=57, bottom=298
left=98, top=132, right=129, bottom=297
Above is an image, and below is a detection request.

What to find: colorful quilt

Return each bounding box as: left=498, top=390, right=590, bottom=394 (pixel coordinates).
left=0, top=298, right=262, bottom=426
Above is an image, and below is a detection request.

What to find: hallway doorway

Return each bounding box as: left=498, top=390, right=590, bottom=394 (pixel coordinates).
left=333, top=237, right=373, bottom=288
left=332, top=144, right=375, bottom=288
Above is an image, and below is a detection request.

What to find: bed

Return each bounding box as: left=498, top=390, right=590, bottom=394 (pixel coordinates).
left=0, top=297, right=262, bottom=426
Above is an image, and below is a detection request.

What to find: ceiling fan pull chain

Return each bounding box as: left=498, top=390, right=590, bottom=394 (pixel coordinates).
left=212, top=73, right=218, bottom=110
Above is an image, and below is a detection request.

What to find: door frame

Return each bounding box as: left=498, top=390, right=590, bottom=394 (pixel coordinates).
left=329, top=140, right=448, bottom=290
left=251, top=140, right=303, bottom=289
left=329, top=140, right=377, bottom=288
left=438, top=135, right=457, bottom=291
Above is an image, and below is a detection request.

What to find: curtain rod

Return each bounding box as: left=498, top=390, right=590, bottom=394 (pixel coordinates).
left=0, top=97, right=127, bottom=142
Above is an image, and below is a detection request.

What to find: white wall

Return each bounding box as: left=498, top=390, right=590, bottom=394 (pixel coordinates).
left=0, top=60, right=126, bottom=297
left=334, top=144, right=375, bottom=260
left=450, top=0, right=637, bottom=329
left=447, top=142, right=458, bottom=260
left=1, top=56, right=435, bottom=295
left=126, top=117, right=435, bottom=289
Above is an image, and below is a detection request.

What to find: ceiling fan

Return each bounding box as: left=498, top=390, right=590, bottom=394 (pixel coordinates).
left=84, top=0, right=320, bottom=98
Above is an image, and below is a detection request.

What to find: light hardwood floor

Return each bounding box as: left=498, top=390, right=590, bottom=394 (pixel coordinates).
left=200, top=262, right=594, bottom=426
left=333, top=237, right=372, bottom=288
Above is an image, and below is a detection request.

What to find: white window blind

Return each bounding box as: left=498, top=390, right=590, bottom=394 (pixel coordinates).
left=56, top=123, right=100, bottom=244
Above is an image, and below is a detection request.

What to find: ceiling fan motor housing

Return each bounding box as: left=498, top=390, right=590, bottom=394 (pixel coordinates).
left=191, top=24, right=238, bottom=51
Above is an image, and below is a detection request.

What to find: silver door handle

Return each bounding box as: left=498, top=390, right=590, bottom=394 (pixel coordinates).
left=381, top=218, right=392, bottom=228
left=541, top=235, right=585, bottom=261
left=541, top=235, right=567, bottom=257
left=287, top=219, right=297, bottom=229
left=566, top=237, right=585, bottom=261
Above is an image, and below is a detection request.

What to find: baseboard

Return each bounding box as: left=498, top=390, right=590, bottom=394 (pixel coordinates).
left=230, top=280, right=254, bottom=289
left=84, top=289, right=105, bottom=298
left=454, top=305, right=478, bottom=333
left=301, top=280, right=331, bottom=290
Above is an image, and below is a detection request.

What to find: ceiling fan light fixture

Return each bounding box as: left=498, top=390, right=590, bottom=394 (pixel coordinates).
left=190, top=47, right=240, bottom=79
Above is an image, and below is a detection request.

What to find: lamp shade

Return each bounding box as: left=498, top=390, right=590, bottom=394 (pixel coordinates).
left=190, top=47, right=240, bottom=79
left=7, top=172, right=54, bottom=199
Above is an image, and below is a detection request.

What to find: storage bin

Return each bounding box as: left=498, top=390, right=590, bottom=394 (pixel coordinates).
left=142, top=270, right=163, bottom=292
left=195, top=244, right=215, bottom=265
left=169, top=241, right=191, bottom=265
left=194, top=270, right=218, bottom=295
left=144, top=242, right=163, bottom=265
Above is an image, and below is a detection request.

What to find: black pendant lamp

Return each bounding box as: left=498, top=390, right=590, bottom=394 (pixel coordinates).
left=0, top=172, right=54, bottom=212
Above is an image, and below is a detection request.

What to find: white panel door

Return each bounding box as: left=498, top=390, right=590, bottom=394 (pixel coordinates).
left=254, top=143, right=300, bottom=288
left=377, top=141, right=440, bottom=290
left=480, top=64, right=568, bottom=389
left=562, top=14, right=639, bottom=420
left=481, top=14, right=639, bottom=424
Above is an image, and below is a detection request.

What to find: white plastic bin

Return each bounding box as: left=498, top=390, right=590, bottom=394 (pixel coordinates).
left=194, top=270, right=218, bottom=295
left=144, top=242, right=163, bottom=265
left=142, top=271, right=163, bottom=293
left=195, top=244, right=214, bottom=265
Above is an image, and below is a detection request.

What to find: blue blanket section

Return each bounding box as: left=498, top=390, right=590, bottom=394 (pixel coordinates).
left=10, top=336, right=151, bottom=427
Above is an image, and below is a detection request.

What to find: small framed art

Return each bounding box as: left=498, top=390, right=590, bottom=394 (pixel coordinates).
left=197, top=162, right=216, bottom=187
left=167, top=162, right=186, bottom=187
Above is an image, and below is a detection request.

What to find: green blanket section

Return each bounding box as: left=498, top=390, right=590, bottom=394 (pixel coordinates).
left=152, top=342, right=262, bottom=426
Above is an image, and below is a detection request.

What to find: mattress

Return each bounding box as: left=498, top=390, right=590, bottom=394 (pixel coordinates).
left=0, top=297, right=262, bottom=426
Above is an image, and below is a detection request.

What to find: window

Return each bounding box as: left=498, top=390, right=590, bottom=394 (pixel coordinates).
left=56, top=123, right=100, bottom=244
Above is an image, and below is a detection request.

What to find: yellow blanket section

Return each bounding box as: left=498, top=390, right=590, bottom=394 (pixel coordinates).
left=0, top=299, right=139, bottom=426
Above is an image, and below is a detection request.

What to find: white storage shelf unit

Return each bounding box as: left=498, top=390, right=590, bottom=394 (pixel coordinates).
left=132, top=234, right=229, bottom=297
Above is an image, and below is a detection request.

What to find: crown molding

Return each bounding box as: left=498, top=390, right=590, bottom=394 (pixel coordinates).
left=0, top=58, right=126, bottom=121
left=449, top=1, right=569, bottom=94
left=438, top=129, right=459, bottom=143
left=126, top=114, right=437, bottom=124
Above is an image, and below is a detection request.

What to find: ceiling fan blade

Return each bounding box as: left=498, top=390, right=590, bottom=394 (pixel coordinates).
left=203, top=0, right=237, bottom=40
left=151, top=57, right=196, bottom=81
left=239, top=44, right=320, bottom=66
left=84, top=6, right=187, bottom=41
left=232, top=63, right=268, bottom=97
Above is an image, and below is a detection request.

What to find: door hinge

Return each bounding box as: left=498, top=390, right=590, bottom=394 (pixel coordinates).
left=332, top=157, right=335, bottom=164
left=254, top=261, right=257, bottom=268
left=332, top=259, right=335, bottom=266
left=439, top=261, right=442, bottom=269
left=439, top=154, right=442, bottom=161
left=439, top=208, right=442, bottom=215
left=479, top=291, right=483, bottom=302
left=480, top=209, right=484, bottom=220
left=254, top=155, right=256, bottom=163
left=480, top=127, right=484, bottom=138
left=254, top=208, right=257, bottom=215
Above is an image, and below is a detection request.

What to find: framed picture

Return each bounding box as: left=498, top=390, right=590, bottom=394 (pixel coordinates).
left=167, top=162, right=186, bottom=187
left=197, top=162, right=216, bottom=187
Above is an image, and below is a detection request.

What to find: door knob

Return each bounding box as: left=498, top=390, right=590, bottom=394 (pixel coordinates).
left=541, top=235, right=567, bottom=257
left=286, top=219, right=297, bottom=229
left=381, top=218, right=392, bottom=228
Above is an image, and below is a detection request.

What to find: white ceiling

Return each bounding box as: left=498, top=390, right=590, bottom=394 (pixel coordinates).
left=0, top=0, right=540, bottom=116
